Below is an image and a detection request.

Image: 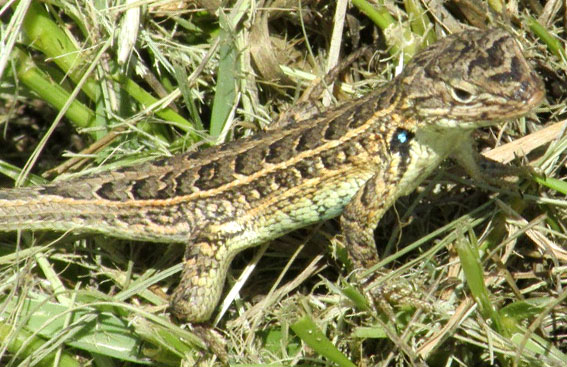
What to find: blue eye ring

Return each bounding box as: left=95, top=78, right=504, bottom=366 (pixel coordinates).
left=397, top=130, right=408, bottom=144
left=389, top=128, right=414, bottom=156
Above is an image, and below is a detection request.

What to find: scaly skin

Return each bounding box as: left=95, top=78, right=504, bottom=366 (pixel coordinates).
left=0, top=29, right=544, bottom=322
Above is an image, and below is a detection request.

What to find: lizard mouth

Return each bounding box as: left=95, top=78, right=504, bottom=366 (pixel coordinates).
left=525, top=73, right=546, bottom=107
left=497, top=78, right=545, bottom=121
left=512, top=70, right=546, bottom=110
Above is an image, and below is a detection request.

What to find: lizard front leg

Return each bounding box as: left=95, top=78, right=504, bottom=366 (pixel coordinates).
left=340, top=162, right=404, bottom=271
left=339, top=159, right=434, bottom=321
left=452, top=135, right=530, bottom=187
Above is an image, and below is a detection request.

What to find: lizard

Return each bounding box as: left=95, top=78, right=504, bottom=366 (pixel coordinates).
left=0, top=29, right=545, bottom=323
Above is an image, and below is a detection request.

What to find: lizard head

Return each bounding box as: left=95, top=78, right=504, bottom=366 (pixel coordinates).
left=398, top=29, right=544, bottom=129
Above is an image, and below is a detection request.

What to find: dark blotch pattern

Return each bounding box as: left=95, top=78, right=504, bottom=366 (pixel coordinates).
left=97, top=182, right=124, bottom=201
left=265, top=134, right=299, bottom=164
left=467, top=35, right=507, bottom=73
left=489, top=56, right=522, bottom=86
left=296, top=123, right=325, bottom=151
left=151, top=157, right=171, bottom=167
left=155, top=172, right=177, bottom=199
left=295, top=159, right=318, bottom=179
left=324, top=117, right=351, bottom=140
left=132, top=177, right=161, bottom=199
left=235, top=145, right=269, bottom=175
left=174, top=169, right=199, bottom=195
left=195, top=159, right=236, bottom=190
left=198, top=161, right=216, bottom=180
left=320, top=148, right=345, bottom=170
left=360, top=178, right=378, bottom=207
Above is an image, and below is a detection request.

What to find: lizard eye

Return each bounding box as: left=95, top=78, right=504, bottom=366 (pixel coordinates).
left=449, top=84, right=476, bottom=103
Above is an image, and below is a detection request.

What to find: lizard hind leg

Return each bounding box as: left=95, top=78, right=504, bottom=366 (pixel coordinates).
left=170, top=229, right=234, bottom=323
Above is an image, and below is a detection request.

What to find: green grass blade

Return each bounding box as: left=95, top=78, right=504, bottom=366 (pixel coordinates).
left=0, top=322, right=80, bottom=367
left=21, top=1, right=99, bottom=101
left=12, top=47, right=96, bottom=129
left=527, top=17, right=567, bottom=61
left=1, top=296, right=154, bottom=364
left=291, top=315, right=356, bottom=367
left=455, top=229, right=505, bottom=334
left=209, top=26, right=238, bottom=137
left=532, top=174, right=567, bottom=195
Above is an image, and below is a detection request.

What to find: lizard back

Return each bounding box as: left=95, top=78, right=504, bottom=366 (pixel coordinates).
left=0, top=85, right=401, bottom=242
